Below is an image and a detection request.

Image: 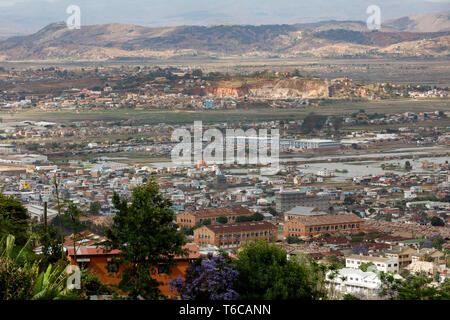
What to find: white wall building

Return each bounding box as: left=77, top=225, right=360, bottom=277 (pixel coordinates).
left=404, top=190, right=417, bottom=200
left=26, top=204, right=58, bottom=222
left=346, top=254, right=399, bottom=273
left=326, top=268, right=381, bottom=299
left=317, top=168, right=335, bottom=177
left=0, top=144, right=17, bottom=154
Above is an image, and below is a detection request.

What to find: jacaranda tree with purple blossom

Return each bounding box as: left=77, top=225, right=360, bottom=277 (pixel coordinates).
left=170, top=252, right=239, bottom=300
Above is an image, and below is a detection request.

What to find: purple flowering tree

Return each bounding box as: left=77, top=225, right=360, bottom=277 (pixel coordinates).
left=351, top=244, right=369, bottom=255
left=170, top=253, right=239, bottom=300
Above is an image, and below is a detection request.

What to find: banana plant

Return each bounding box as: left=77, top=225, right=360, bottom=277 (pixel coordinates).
left=31, top=263, right=73, bottom=300
left=0, top=234, right=79, bottom=300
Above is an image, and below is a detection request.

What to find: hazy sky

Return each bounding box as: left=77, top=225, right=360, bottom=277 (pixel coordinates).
left=0, top=0, right=448, bottom=36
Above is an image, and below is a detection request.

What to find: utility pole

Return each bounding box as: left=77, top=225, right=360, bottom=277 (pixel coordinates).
left=43, top=201, right=48, bottom=233
left=53, top=174, right=65, bottom=259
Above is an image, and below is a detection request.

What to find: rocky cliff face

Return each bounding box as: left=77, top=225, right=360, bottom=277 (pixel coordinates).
left=184, top=79, right=329, bottom=98
left=210, top=86, right=249, bottom=97
left=184, top=86, right=248, bottom=97
left=249, top=79, right=330, bottom=98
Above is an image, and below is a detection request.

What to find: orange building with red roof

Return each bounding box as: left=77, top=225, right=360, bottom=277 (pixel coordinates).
left=176, top=206, right=253, bottom=228
left=66, top=243, right=200, bottom=297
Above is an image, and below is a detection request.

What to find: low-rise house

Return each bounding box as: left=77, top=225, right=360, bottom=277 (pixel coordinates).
left=406, top=260, right=444, bottom=276
left=66, top=243, right=200, bottom=298
left=411, top=248, right=446, bottom=266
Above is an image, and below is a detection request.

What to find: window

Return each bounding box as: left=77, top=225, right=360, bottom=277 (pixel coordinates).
left=78, top=261, right=89, bottom=270
left=107, top=261, right=119, bottom=273
left=158, top=264, right=170, bottom=274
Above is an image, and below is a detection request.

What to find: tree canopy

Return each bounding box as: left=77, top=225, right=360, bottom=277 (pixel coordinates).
left=170, top=253, right=238, bottom=300
left=233, top=240, right=326, bottom=300
left=104, top=181, right=187, bottom=299
left=0, top=193, right=30, bottom=245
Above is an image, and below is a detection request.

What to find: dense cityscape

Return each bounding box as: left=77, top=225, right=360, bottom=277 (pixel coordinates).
left=0, top=1, right=449, bottom=312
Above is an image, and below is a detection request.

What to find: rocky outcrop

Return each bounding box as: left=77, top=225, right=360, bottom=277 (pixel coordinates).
left=184, top=86, right=248, bottom=97
left=249, top=79, right=330, bottom=98
left=185, top=79, right=330, bottom=99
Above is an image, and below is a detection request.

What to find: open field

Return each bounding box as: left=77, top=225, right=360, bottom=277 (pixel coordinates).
left=2, top=57, right=449, bottom=87
left=2, top=99, right=449, bottom=125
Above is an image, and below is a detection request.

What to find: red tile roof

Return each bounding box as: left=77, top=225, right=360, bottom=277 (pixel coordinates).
left=181, top=206, right=252, bottom=218
left=292, top=214, right=364, bottom=227
left=204, top=220, right=276, bottom=234
left=67, top=244, right=200, bottom=260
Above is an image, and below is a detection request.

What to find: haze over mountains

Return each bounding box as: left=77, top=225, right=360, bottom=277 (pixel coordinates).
left=0, top=12, right=448, bottom=62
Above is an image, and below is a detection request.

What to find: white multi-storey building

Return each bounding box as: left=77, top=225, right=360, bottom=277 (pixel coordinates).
left=346, top=254, right=399, bottom=273
left=326, top=268, right=404, bottom=299
left=326, top=268, right=382, bottom=299
left=280, top=139, right=341, bottom=150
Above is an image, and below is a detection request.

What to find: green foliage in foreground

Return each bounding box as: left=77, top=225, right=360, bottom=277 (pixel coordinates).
left=0, top=234, right=77, bottom=300
left=104, top=181, right=187, bottom=300
left=0, top=193, right=30, bottom=245
left=379, top=272, right=450, bottom=300
left=234, top=240, right=327, bottom=300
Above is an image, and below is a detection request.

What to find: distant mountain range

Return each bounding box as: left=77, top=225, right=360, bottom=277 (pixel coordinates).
left=0, top=12, right=448, bottom=62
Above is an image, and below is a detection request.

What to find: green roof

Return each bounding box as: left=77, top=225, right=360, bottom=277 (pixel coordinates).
left=400, top=238, right=427, bottom=244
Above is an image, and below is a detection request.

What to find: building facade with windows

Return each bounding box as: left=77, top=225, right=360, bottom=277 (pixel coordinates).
left=385, top=246, right=417, bottom=268
left=284, top=214, right=364, bottom=238
left=346, top=254, right=399, bottom=273
left=279, top=139, right=341, bottom=150
left=275, top=189, right=330, bottom=213
left=176, top=206, right=253, bottom=228
left=326, top=268, right=382, bottom=299
left=194, top=221, right=277, bottom=249
left=66, top=244, right=200, bottom=297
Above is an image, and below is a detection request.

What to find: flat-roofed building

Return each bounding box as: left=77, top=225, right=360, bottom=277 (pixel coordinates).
left=385, top=246, right=417, bottom=268
left=176, top=206, right=253, bottom=228
left=0, top=144, right=17, bottom=154
left=296, top=139, right=341, bottom=150
left=275, top=189, right=330, bottom=213
left=279, top=139, right=341, bottom=150
left=194, top=221, right=277, bottom=249
left=0, top=167, right=27, bottom=176
left=411, top=248, right=446, bottom=266
left=284, top=214, right=364, bottom=238
left=346, top=254, right=399, bottom=273
left=406, top=260, right=443, bottom=276
left=26, top=204, right=58, bottom=222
